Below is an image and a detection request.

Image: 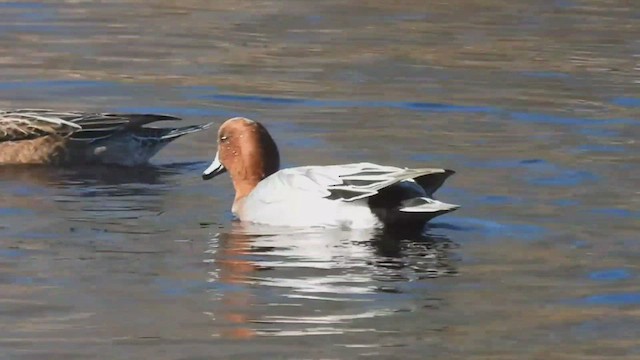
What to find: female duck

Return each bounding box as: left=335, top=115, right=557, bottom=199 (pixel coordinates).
left=0, top=109, right=211, bottom=165
left=203, top=117, right=459, bottom=228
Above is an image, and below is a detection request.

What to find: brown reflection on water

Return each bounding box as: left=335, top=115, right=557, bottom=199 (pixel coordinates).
left=208, top=229, right=258, bottom=340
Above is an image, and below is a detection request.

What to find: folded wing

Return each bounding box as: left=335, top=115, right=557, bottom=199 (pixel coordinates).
left=258, top=162, right=454, bottom=202
left=0, top=109, right=183, bottom=143
left=0, top=110, right=81, bottom=142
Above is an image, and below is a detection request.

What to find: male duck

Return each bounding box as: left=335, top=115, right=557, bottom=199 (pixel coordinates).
left=202, top=117, right=459, bottom=229
left=0, top=109, right=211, bottom=165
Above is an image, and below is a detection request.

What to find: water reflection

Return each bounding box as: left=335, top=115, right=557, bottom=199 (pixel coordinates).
left=0, top=0, right=638, bottom=356
left=204, top=222, right=458, bottom=338
left=0, top=163, right=202, bottom=238
left=0, top=164, right=175, bottom=189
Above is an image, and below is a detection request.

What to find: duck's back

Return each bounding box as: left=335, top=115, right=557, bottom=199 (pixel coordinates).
left=235, top=162, right=458, bottom=228
left=0, top=110, right=210, bottom=165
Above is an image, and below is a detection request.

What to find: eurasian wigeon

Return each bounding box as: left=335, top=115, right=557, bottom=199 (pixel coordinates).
left=202, top=117, right=459, bottom=229
left=0, top=109, right=212, bottom=165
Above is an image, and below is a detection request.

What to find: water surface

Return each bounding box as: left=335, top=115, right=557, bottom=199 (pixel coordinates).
left=0, top=0, right=639, bottom=359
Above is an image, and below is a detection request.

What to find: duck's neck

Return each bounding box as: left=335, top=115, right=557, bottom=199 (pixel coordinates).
left=230, top=158, right=278, bottom=202
left=231, top=191, right=248, bottom=215
left=232, top=177, right=261, bottom=201
left=230, top=174, right=263, bottom=217
left=230, top=136, right=280, bottom=204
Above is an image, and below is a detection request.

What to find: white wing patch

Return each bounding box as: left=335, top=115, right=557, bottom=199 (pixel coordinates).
left=259, top=163, right=448, bottom=203
left=325, top=163, right=447, bottom=202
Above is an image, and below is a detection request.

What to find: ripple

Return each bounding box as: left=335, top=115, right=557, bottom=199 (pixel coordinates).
left=480, top=195, right=518, bottom=205
left=510, top=112, right=635, bottom=127
left=528, top=169, right=598, bottom=187
left=463, top=158, right=600, bottom=187
left=200, top=224, right=458, bottom=338
left=579, top=292, right=640, bottom=306
left=0, top=207, right=33, bottom=216
left=201, top=92, right=499, bottom=114
left=571, top=144, right=626, bottom=154
left=591, top=208, right=638, bottom=218
left=114, top=105, right=233, bottom=118
left=437, top=216, right=546, bottom=241
left=0, top=2, right=48, bottom=9
left=589, top=269, right=632, bottom=282
left=0, top=248, right=27, bottom=259
left=611, top=97, right=640, bottom=108
left=578, top=127, right=620, bottom=138
left=552, top=199, right=580, bottom=207
left=520, top=71, right=571, bottom=79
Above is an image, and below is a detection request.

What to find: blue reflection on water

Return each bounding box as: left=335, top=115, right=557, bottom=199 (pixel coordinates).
left=589, top=269, right=632, bottom=282
left=0, top=248, right=27, bottom=259
left=0, top=207, right=33, bottom=216
left=591, top=208, right=637, bottom=218
left=432, top=216, right=546, bottom=241
left=611, top=97, right=640, bottom=108
left=571, top=144, right=625, bottom=154
left=579, top=292, right=640, bottom=306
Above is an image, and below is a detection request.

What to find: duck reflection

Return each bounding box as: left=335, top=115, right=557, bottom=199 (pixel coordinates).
left=204, top=222, right=458, bottom=338
left=0, top=163, right=181, bottom=188
left=0, top=163, right=200, bottom=234
left=205, top=228, right=258, bottom=339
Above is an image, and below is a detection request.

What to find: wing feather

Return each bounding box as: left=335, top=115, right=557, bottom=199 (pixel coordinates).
left=254, top=163, right=451, bottom=203
left=325, top=163, right=448, bottom=201
left=0, top=109, right=181, bottom=143
left=68, top=113, right=181, bottom=142
left=0, top=110, right=81, bottom=142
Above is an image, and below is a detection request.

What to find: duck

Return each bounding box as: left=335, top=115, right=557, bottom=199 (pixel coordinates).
left=0, top=109, right=212, bottom=166
left=202, top=117, right=459, bottom=229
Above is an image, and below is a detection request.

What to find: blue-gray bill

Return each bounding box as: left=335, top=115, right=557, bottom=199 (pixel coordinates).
left=202, top=152, right=226, bottom=180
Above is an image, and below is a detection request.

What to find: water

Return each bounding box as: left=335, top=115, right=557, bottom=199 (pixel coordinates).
left=0, top=0, right=639, bottom=358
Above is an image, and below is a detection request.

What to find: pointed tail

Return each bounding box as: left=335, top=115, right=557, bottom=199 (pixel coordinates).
left=399, top=197, right=460, bottom=214
left=394, top=196, right=460, bottom=223
left=160, top=122, right=214, bottom=140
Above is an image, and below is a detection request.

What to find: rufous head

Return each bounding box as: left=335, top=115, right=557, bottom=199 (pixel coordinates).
left=202, top=117, right=280, bottom=198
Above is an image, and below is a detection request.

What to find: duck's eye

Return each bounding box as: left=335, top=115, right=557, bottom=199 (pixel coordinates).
left=220, top=136, right=228, bottom=142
